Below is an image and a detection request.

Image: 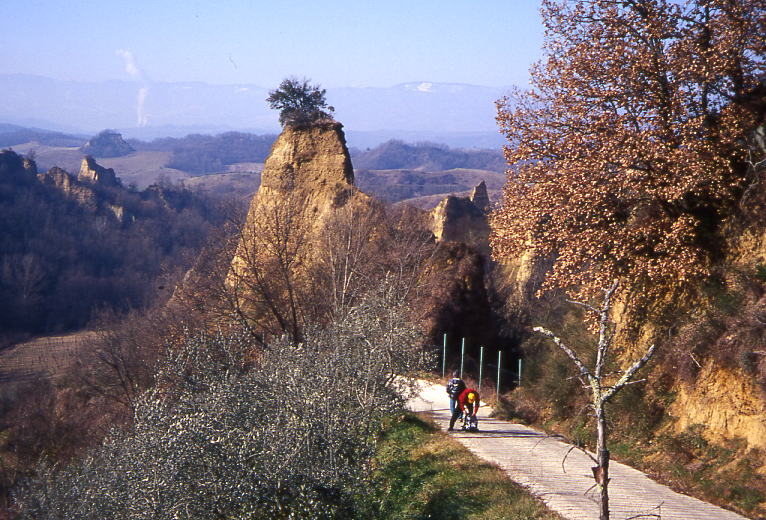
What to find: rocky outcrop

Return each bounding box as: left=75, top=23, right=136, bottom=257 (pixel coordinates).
left=470, top=180, right=490, bottom=213
left=38, top=167, right=97, bottom=208
left=430, top=181, right=491, bottom=252
left=78, top=156, right=120, bottom=187
left=37, top=164, right=130, bottom=223
left=256, top=121, right=359, bottom=213
left=79, top=130, right=134, bottom=158
left=231, top=121, right=371, bottom=283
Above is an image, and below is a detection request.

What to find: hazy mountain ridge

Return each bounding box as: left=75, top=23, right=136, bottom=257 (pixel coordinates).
left=0, top=74, right=509, bottom=149
left=0, top=123, right=86, bottom=148
left=352, top=140, right=505, bottom=172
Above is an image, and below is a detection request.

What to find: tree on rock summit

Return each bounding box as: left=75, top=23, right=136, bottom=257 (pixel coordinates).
left=267, top=77, right=335, bottom=127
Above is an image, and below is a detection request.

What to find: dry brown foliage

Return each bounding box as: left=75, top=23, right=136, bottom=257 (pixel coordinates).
left=179, top=197, right=440, bottom=344
left=491, top=0, right=766, bottom=300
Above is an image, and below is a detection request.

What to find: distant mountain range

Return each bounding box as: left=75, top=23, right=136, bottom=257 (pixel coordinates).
left=0, top=74, right=510, bottom=149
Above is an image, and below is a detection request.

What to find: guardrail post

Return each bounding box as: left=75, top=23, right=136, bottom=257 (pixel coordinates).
left=460, top=337, right=465, bottom=378
left=478, top=346, right=484, bottom=392
left=442, top=333, right=447, bottom=378
left=496, top=350, right=502, bottom=401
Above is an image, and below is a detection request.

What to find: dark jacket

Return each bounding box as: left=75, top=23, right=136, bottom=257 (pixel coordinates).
left=446, top=377, right=466, bottom=399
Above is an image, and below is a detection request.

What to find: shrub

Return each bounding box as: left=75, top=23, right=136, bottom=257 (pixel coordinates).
left=16, top=286, right=433, bottom=519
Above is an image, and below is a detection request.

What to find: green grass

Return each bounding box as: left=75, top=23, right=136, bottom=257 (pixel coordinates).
left=365, top=414, right=563, bottom=520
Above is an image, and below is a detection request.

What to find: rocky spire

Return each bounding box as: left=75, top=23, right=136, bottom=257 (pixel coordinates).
left=78, top=156, right=120, bottom=187
left=470, top=180, right=490, bottom=213
left=430, top=181, right=491, bottom=253
left=257, top=121, right=355, bottom=207
left=226, top=121, right=372, bottom=328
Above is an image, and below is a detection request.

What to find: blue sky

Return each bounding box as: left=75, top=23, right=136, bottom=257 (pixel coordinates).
left=1, top=0, right=544, bottom=88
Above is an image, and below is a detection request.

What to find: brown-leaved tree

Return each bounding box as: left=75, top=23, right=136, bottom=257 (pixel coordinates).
left=491, top=0, right=766, bottom=300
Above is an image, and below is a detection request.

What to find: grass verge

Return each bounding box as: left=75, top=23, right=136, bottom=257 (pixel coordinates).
left=365, top=413, right=563, bottom=520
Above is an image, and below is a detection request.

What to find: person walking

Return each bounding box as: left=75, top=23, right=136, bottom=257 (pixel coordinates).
left=446, top=371, right=466, bottom=419
left=449, top=388, right=480, bottom=431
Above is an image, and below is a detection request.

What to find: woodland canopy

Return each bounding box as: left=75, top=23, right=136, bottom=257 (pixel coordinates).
left=490, top=0, right=766, bottom=298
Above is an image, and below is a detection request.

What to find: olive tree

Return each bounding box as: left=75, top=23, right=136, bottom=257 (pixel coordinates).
left=16, top=280, right=432, bottom=519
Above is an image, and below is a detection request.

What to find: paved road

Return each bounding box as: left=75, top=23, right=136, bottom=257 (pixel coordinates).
left=407, top=380, right=749, bottom=520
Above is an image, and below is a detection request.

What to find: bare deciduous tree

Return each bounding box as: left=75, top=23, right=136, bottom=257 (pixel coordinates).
left=315, top=203, right=385, bottom=317
left=181, top=196, right=438, bottom=347
left=534, top=281, right=656, bottom=520
left=229, top=192, right=313, bottom=341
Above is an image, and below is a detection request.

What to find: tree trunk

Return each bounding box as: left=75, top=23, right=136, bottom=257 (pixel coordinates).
left=596, top=405, right=610, bottom=520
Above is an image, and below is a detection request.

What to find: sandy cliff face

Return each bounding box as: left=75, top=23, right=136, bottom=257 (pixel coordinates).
left=229, top=122, right=372, bottom=302
left=38, top=167, right=98, bottom=208
left=430, top=181, right=491, bottom=252
left=255, top=122, right=359, bottom=214
left=241, top=121, right=371, bottom=234
left=670, top=359, right=766, bottom=450
left=78, top=156, right=120, bottom=187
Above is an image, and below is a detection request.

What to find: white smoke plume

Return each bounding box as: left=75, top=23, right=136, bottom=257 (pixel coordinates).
left=117, top=49, right=140, bottom=78
left=117, top=49, right=150, bottom=127
left=137, top=87, right=149, bottom=127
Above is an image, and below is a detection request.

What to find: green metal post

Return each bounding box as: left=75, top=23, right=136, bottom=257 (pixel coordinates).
left=442, top=333, right=447, bottom=378
left=479, top=346, right=484, bottom=392
left=460, top=338, right=465, bottom=378
left=497, top=350, right=502, bottom=401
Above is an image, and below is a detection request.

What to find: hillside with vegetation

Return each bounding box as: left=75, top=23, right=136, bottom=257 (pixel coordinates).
left=0, top=124, right=85, bottom=148
left=483, top=1, right=766, bottom=517
left=3, top=1, right=765, bottom=517
left=130, top=131, right=276, bottom=174
left=4, top=128, right=272, bottom=183
left=349, top=140, right=505, bottom=207
left=0, top=99, right=526, bottom=518
left=351, top=139, right=505, bottom=172
left=0, top=150, right=223, bottom=341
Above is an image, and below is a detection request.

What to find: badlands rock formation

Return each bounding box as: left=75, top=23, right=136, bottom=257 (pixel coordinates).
left=79, top=130, right=135, bottom=158
left=37, top=158, right=128, bottom=222
left=78, top=156, right=120, bottom=187
left=242, top=121, right=370, bottom=231
left=229, top=121, right=372, bottom=314
left=430, top=180, right=491, bottom=252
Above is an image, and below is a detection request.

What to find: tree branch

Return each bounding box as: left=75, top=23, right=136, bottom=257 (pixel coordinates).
left=533, top=326, right=593, bottom=379
left=595, top=280, right=619, bottom=378
left=565, top=299, right=600, bottom=314
left=602, top=343, right=656, bottom=403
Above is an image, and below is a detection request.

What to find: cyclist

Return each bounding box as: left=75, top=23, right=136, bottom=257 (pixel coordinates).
left=448, top=388, right=480, bottom=431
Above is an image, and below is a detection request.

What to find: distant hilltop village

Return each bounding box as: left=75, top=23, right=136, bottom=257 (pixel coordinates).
left=79, top=129, right=135, bottom=158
